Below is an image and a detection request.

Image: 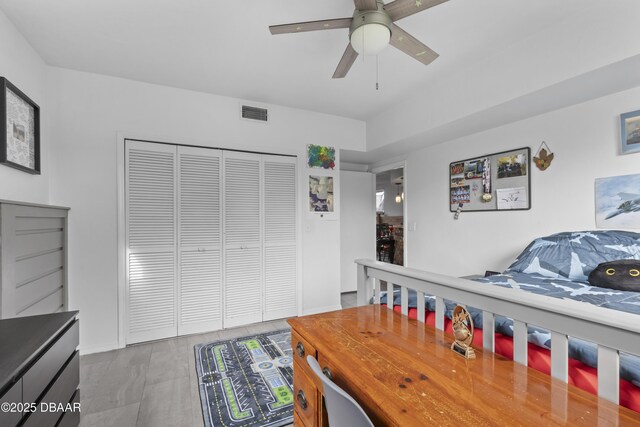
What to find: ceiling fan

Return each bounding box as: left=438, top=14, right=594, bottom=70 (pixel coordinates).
left=269, top=0, right=448, bottom=78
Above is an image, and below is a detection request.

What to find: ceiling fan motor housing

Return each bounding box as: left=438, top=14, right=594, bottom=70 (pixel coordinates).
left=349, top=1, right=393, bottom=55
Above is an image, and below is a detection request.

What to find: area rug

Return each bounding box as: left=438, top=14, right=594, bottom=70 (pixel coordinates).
left=194, top=330, right=294, bottom=427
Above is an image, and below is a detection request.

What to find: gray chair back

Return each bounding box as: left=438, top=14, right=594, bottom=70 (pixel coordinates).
left=306, top=355, right=374, bottom=427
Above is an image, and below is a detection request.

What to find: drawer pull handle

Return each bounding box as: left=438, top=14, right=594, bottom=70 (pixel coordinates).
left=296, top=342, right=305, bottom=357
left=322, top=367, right=333, bottom=380
left=297, top=390, right=308, bottom=410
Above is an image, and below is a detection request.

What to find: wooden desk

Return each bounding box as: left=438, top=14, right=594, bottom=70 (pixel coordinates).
left=288, top=305, right=640, bottom=426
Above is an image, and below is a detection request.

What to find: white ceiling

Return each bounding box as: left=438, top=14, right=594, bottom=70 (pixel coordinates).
left=0, top=0, right=593, bottom=121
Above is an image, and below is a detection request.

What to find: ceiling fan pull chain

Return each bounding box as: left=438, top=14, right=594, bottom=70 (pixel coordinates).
left=362, top=26, right=366, bottom=62
left=376, top=55, right=380, bottom=90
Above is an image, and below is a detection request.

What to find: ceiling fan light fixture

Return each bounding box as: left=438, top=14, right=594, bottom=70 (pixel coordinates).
left=350, top=23, right=390, bottom=55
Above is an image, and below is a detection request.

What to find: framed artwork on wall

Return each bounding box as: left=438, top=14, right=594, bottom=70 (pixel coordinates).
left=620, top=109, right=640, bottom=155
left=307, top=144, right=336, bottom=169
left=0, top=77, right=40, bottom=174
left=309, top=175, right=334, bottom=212
left=449, top=147, right=531, bottom=212
left=595, top=173, right=640, bottom=229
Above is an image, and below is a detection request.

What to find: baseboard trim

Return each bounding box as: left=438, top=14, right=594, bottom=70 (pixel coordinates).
left=302, top=304, right=343, bottom=316
left=79, top=343, right=121, bottom=355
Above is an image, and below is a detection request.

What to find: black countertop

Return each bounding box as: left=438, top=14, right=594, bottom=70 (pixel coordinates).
left=0, top=311, right=78, bottom=395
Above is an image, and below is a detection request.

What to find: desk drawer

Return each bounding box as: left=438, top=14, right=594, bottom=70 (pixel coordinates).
left=293, top=360, right=318, bottom=427
left=317, top=354, right=383, bottom=427
left=0, top=379, right=22, bottom=427
left=23, top=351, right=79, bottom=427
left=316, top=354, right=346, bottom=392
left=23, top=320, right=78, bottom=404
left=291, top=331, right=316, bottom=378
left=293, top=409, right=305, bottom=427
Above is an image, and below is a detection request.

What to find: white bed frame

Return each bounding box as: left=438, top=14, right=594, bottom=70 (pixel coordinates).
left=355, top=259, right=640, bottom=405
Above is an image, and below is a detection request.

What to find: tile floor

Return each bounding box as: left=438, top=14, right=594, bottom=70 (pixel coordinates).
left=78, top=292, right=357, bottom=427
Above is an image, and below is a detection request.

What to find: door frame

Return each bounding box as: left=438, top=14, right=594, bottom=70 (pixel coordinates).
left=370, top=160, right=408, bottom=267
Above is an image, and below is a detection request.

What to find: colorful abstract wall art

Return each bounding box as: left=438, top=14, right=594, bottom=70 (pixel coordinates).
left=307, top=144, right=336, bottom=169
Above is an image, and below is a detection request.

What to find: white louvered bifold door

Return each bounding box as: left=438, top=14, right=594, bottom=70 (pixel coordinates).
left=177, top=146, right=223, bottom=335
left=125, top=140, right=177, bottom=344
left=223, top=151, right=263, bottom=328
left=262, top=155, right=298, bottom=321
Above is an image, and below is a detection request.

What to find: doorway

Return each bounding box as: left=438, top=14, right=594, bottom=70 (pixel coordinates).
left=375, top=167, right=404, bottom=266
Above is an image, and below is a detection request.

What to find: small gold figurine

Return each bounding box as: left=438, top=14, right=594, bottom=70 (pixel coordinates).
left=451, top=305, right=476, bottom=359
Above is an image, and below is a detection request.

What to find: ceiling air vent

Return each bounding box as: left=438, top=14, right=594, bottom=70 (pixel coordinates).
left=241, top=105, right=268, bottom=122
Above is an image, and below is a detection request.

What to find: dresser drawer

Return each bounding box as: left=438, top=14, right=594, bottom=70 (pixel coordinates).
left=293, top=360, right=318, bottom=427
left=56, top=389, right=80, bottom=427
left=23, top=320, right=78, bottom=404
left=0, top=379, right=22, bottom=427
left=23, top=351, right=79, bottom=427
left=291, top=331, right=316, bottom=378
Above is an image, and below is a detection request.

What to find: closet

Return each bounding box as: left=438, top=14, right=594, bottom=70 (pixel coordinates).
left=125, top=140, right=297, bottom=344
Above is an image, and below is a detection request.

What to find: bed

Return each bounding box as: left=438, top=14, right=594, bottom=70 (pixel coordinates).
left=363, top=230, right=640, bottom=412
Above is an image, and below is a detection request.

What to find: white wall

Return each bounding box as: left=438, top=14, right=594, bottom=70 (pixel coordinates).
left=340, top=171, right=375, bottom=293
left=0, top=9, right=49, bottom=203
left=46, top=67, right=365, bottom=353
left=367, top=1, right=640, bottom=152
left=405, top=86, right=640, bottom=277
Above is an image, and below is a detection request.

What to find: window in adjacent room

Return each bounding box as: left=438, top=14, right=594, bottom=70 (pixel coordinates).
left=376, top=191, right=385, bottom=213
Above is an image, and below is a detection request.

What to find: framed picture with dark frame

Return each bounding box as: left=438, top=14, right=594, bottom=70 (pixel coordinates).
left=1, top=77, right=40, bottom=174
left=449, top=147, right=531, bottom=212
left=620, top=109, right=640, bottom=155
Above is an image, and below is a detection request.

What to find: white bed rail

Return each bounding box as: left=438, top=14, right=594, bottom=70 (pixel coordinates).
left=355, top=259, right=640, bottom=405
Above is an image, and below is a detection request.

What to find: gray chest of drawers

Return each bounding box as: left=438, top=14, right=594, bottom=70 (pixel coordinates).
left=0, top=311, right=79, bottom=427
left=0, top=200, right=70, bottom=319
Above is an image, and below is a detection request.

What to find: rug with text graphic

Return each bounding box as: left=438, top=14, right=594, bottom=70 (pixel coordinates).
left=195, top=330, right=294, bottom=427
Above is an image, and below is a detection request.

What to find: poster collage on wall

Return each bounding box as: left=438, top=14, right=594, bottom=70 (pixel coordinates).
left=449, top=148, right=530, bottom=212
left=307, top=144, right=336, bottom=216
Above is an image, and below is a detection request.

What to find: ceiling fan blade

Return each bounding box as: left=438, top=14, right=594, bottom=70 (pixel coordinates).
left=389, top=24, right=439, bottom=65
left=384, top=0, right=449, bottom=21
left=354, top=0, right=379, bottom=11
left=269, top=18, right=352, bottom=35
left=332, top=44, right=359, bottom=79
